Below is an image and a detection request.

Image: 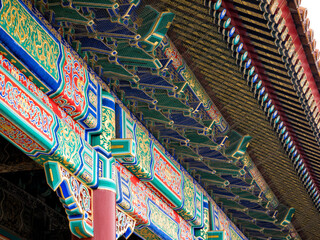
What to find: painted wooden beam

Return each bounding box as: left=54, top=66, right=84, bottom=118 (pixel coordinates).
left=0, top=0, right=102, bottom=134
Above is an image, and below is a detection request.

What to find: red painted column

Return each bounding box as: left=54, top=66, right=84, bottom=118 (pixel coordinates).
left=72, top=189, right=116, bottom=240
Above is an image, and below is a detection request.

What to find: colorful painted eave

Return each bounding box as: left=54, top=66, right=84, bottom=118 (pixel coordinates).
left=200, top=0, right=320, bottom=213
left=0, top=0, right=303, bottom=239
left=145, top=0, right=319, bottom=238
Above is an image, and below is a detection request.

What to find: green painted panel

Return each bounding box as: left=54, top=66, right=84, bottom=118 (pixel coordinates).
left=207, top=231, right=225, bottom=240
left=137, top=6, right=174, bottom=52
left=0, top=228, right=22, bottom=240
left=111, top=139, right=136, bottom=158
left=194, top=197, right=210, bottom=240
left=177, top=173, right=196, bottom=221
left=0, top=0, right=60, bottom=81
left=72, top=0, right=117, bottom=8
left=117, top=42, right=162, bottom=69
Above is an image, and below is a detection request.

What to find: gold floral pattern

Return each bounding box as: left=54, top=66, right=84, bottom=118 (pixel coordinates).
left=129, top=123, right=152, bottom=179
left=177, top=173, right=196, bottom=220
left=149, top=200, right=179, bottom=240
left=0, top=0, right=59, bottom=80
left=100, top=107, right=115, bottom=153
left=135, top=228, right=162, bottom=240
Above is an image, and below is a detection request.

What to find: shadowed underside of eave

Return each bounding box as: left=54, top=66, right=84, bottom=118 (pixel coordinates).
left=155, top=0, right=320, bottom=239
left=221, top=0, right=320, bottom=183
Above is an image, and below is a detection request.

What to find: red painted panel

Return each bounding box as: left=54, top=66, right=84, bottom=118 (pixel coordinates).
left=0, top=68, right=55, bottom=142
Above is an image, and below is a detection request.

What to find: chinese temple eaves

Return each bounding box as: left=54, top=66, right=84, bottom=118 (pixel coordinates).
left=158, top=0, right=320, bottom=239
left=0, top=0, right=319, bottom=240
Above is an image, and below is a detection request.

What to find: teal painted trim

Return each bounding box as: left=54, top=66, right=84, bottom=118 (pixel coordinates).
left=111, top=139, right=136, bottom=158
left=191, top=191, right=204, bottom=227
left=97, top=153, right=116, bottom=192
left=137, top=6, right=175, bottom=53
left=0, top=228, right=22, bottom=240
left=44, top=161, right=62, bottom=191
left=85, top=84, right=103, bottom=143
left=207, top=231, right=225, bottom=240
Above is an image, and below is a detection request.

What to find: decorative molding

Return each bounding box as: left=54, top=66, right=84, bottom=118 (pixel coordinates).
left=44, top=161, right=93, bottom=238
left=116, top=207, right=136, bottom=239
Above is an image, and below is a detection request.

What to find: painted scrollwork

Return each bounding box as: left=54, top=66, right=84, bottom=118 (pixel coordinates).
left=116, top=207, right=136, bottom=239
left=44, top=161, right=93, bottom=238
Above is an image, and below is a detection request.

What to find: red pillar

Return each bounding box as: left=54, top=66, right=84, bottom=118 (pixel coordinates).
left=72, top=189, right=116, bottom=240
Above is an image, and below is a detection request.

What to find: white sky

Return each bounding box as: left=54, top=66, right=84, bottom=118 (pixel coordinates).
left=301, top=1, right=320, bottom=46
